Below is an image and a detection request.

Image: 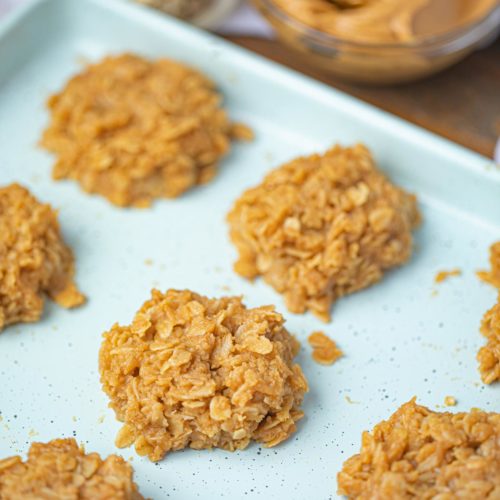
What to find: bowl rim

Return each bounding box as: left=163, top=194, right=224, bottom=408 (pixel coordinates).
left=258, top=0, right=500, bottom=50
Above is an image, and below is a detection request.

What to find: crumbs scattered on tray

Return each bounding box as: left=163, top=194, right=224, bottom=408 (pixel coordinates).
left=434, top=268, right=461, bottom=283
left=308, top=331, right=343, bottom=366
left=444, top=396, right=457, bottom=407
left=344, top=395, right=360, bottom=405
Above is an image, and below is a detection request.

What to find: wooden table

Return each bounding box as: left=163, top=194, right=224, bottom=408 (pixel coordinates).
left=228, top=36, right=500, bottom=158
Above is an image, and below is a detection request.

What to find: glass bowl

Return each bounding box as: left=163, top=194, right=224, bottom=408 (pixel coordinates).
left=253, top=0, right=500, bottom=85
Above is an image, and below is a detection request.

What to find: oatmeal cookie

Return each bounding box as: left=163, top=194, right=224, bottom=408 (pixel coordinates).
left=337, top=399, right=500, bottom=499
left=477, top=242, right=500, bottom=384
left=227, top=144, right=420, bottom=321
left=478, top=296, right=500, bottom=384
left=0, top=183, right=85, bottom=331
left=99, top=289, right=308, bottom=461
left=478, top=241, right=500, bottom=288
left=0, top=438, right=144, bottom=499
left=41, top=53, right=251, bottom=207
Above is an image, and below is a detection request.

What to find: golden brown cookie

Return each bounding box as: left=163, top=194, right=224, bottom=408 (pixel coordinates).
left=0, top=438, right=144, bottom=499
left=476, top=242, right=500, bottom=384
left=0, top=183, right=85, bottom=331
left=41, top=53, right=251, bottom=207
left=99, top=289, right=308, bottom=461
left=478, top=296, right=500, bottom=384
left=227, top=144, right=420, bottom=321
left=337, top=399, right=500, bottom=499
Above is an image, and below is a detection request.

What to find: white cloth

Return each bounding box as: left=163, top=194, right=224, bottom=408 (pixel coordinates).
left=217, top=3, right=274, bottom=38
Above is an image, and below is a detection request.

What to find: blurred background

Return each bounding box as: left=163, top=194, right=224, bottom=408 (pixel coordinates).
left=1, top=0, right=499, bottom=160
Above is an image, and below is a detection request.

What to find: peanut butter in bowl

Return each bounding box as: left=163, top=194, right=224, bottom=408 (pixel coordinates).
left=273, top=0, right=498, bottom=44
left=254, top=0, right=500, bottom=84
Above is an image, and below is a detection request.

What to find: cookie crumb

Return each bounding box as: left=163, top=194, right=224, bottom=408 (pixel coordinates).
left=308, top=331, right=343, bottom=365
left=434, top=268, right=461, bottom=283
left=344, top=395, right=360, bottom=405
left=230, top=123, right=254, bottom=142
left=444, top=395, right=457, bottom=406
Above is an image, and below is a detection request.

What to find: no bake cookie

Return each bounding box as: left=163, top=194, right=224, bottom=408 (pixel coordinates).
left=0, top=438, right=143, bottom=500
left=338, top=399, right=500, bottom=499
left=227, top=144, right=420, bottom=321
left=99, top=289, right=308, bottom=461
left=0, top=183, right=84, bottom=331
left=41, top=54, right=251, bottom=207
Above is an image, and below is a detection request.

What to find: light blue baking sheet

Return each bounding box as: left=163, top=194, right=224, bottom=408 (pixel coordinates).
left=0, top=1, right=499, bottom=498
